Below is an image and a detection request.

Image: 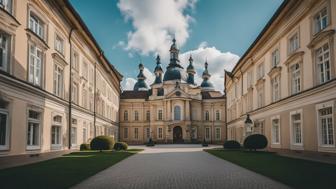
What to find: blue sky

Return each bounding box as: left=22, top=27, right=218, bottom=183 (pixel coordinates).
left=70, top=0, right=283, bottom=91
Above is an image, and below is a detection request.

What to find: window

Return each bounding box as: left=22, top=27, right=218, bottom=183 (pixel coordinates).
left=89, top=92, right=94, bottom=111
left=215, top=128, right=221, bottom=140
left=28, top=44, right=42, bottom=86
left=174, top=106, right=181, bottom=120
left=82, top=89, right=87, bottom=109
left=289, top=33, right=299, bottom=54
left=123, top=128, right=128, bottom=139
left=271, top=75, right=280, bottom=102
left=134, top=111, right=139, bottom=121
left=257, top=63, right=264, bottom=79
left=271, top=49, right=280, bottom=67
left=290, top=63, right=301, bottom=94
left=0, top=32, right=10, bottom=72
left=205, top=127, right=210, bottom=140
left=0, top=105, right=9, bottom=150
left=54, top=35, right=64, bottom=55
left=158, top=110, right=163, bottom=120
left=255, top=121, right=264, bottom=135
left=205, top=111, right=209, bottom=121
left=158, top=128, right=163, bottom=139
left=134, top=128, right=139, bottom=139
left=72, top=51, right=79, bottom=71
left=316, top=43, right=331, bottom=84
left=291, top=113, right=302, bottom=145
left=71, top=82, right=78, bottom=104
left=53, top=64, right=63, bottom=97
left=314, top=7, right=328, bottom=34
left=257, top=84, right=264, bottom=108
left=247, top=71, right=253, bottom=88
left=145, top=128, right=150, bottom=139
left=215, top=110, right=220, bottom=121
left=29, top=13, right=44, bottom=39
left=71, top=127, right=77, bottom=146
left=124, top=110, right=128, bottom=121
left=272, top=118, right=280, bottom=144
left=27, top=110, right=41, bottom=149
left=234, top=83, right=238, bottom=98
left=319, top=107, right=333, bottom=146
left=0, top=0, right=13, bottom=13
left=247, top=91, right=253, bottom=112
left=82, top=61, right=88, bottom=79
left=83, top=127, right=87, bottom=143
left=51, top=116, right=62, bottom=148
left=146, top=110, right=150, bottom=121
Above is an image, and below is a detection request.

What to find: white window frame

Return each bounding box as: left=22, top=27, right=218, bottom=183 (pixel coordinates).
left=0, top=108, right=9, bottom=150
left=316, top=101, right=334, bottom=148
left=0, top=32, right=10, bottom=72
left=134, top=111, right=139, bottom=121
left=271, top=49, right=280, bottom=68
left=53, top=63, right=63, bottom=98
left=257, top=63, right=264, bottom=80
left=271, top=75, right=280, bottom=102
left=28, top=43, right=43, bottom=86
left=257, top=84, right=264, bottom=108
left=27, top=110, right=41, bottom=150
left=134, top=128, right=139, bottom=139
left=51, top=116, right=62, bottom=149
left=205, top=127, right=210, bottom=140
left=205, top=111, right=209, bottom=121
left=289, top=110, right=303, bottom=147
left=0, top=0, right=13, bottom=13
left=72, top=50, right=79, bottom=72
left=288, top=32, right=299, bottom=54
left=174, top=106, right=181, bottom=121
left=315, top=43, right=331, bottom=84
left=314, top=7, right=328, bottom=34
left=29, top=13, right=44, bottom=39
left=271, top=116, right=281, bottom=145
left=54, top=34, right=64, bottom=55
left=215, top=127, right=221, bottom=140
left=158, top=109, right=163, bottom=120
left=290, top=63, right=301, bottom=95
left=71, top=82, right=78, bottom=104
left=83, top=124, right=87, bottom=143
left=71, top=126, right=77, bottom=146
left=215, top=110, right=220, bottom=121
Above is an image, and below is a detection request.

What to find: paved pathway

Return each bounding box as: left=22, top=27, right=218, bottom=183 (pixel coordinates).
left=73, top=145, right=289, bottom=189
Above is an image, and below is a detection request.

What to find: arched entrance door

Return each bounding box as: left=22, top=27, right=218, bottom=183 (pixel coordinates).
left=173, top=126, right=183, bottom=143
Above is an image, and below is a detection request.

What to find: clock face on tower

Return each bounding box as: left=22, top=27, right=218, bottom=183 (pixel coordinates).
left=175, top=91, right=181, bottom=96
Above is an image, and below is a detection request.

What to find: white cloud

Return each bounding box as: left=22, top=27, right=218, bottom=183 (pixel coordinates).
left=121, top=43, right=239, bottom=92
left=117, top=0, right=196, bottom=58
left=121, top=77, right=137, bottom=90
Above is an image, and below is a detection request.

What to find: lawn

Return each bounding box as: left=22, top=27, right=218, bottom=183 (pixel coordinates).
left=0, top=149, right=142, bottom=189
left=205, top=149, right=336, bottom=189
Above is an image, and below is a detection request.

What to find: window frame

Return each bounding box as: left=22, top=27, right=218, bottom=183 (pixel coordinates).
left=28, top=43, right=43, bottom=87
left=271, top=75, right=281, bottom=102
left=0, top=0, right=13, bottom=14
left=205, top=127, right=210, bottom=140
left=134, top=128, right=139, bottom=139
left=134, top=110, right=139, bottom=121
left=158, top=127, right=163, bottom=139
left=54, top=33, right=64, bottom=55
left=290, top=63, right=301, bottom=95
left=215, top=127, right=221, bottom=140
left=313, top=7, right=329, bottom=35
left=315, top=43, right=331, bottom=84
left=271, top=48, right=280, bottom=68
left=124, top=110, right=128, bottom=121
left=0, top=107, right=9, bottom=150
left=158, top=109, right=163, bottom=120
left=53, top=63, right=64, bottom=98
left=290, top=110, right=303, bottom=147
left=28, top=12, right=45, bottom=40
left=0, top=32, right=11, bottom=72
left=316, top=101, right=334, bottom=148
left=51, top=116, right=62, bottom=149
left=271, top=116, right=281, bottom=145
left=205, top=110, right=210, bottom=121
left=288, top=31, right=300, bottom=55
left=26, top=109, right=41, bottom=150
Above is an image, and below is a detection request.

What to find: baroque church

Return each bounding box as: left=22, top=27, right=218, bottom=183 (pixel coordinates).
left=119, top=39, right=226, bottom=144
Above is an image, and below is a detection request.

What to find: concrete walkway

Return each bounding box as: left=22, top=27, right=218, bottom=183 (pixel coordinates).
left=73, top=145, right=289, bottom=189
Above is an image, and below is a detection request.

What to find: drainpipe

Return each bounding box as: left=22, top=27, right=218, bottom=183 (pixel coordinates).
left=68, top=28, right=75, bottom=149
left=93, top=57, right=97, bottom=137
left=224, top=72, right=228, bottom=141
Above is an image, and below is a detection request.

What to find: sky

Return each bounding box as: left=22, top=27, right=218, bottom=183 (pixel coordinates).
left=70, top=0, right=283, bottom=92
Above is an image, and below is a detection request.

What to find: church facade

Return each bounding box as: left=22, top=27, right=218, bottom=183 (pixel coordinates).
left=119, top=39, right=226, bottom=144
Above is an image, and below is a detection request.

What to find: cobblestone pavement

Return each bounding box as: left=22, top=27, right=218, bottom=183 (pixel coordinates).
left=73, top=145, right=289, bottom=189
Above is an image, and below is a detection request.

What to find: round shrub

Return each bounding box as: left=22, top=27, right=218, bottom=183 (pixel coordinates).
left=114, top=142, right=128, bottom=151
left=90, top=136, right=115, bottom=151
left=223, top=140, right=241, bottom=149
left=243, top=134, right=268, bottom=151
left=80, top=143, right=90, bottom=151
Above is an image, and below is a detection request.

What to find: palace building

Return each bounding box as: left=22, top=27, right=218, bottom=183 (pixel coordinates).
left=0, top=0, right=122, bottom=157
left=119, top=39, right=226, bottom=144
left=225, top=0, right=336, bottom=154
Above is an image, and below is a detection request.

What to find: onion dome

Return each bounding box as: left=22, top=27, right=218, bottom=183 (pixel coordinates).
left=153, top=55, right=163, bottom=84
left=134, top=63, right=149, bottom=91
left=200, top=61, right=214, bottom=91
left=163, top=38, right=186, bottom=81
left=186, top=55, right=195, bottom=85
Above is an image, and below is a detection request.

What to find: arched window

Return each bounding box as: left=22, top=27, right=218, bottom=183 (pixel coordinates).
left=124, top=110, right=128, bottom=121
left=134, top=111, right=139, bottom=121
left=216, top=110, right=220, bottom=121
left=205, top=111, right=209, bottom=121
left=174, top=106, right=181, bottom=120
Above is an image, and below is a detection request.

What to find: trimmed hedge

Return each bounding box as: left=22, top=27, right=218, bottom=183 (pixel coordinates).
left=223, top=140, right=241, bottom=149
left=243, top=134, right=268, bottom=151
left=90, top=136, right=115, bottom=151
left=114, top=142, right=128, bottom=151
left=80, top=143, right=90, bottom=151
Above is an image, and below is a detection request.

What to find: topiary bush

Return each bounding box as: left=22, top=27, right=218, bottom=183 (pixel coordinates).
left=114, top=142, right=128, bottom=151
left=80, top=143, right=90, bottom=151
left=223, top=140, right=241, bottom=149
left=146, top=138, right=155, bottom=147
left=243, top=134, right=268, bottom=151
left=90, top=136, right=115, bottom=152
left=202, top=138, right=209, bottom=147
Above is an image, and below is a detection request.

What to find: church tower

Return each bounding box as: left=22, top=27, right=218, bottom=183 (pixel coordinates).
left=133, top=63, right=149, bottom=91
left=153, top=55, right=163, bottom=84
left=200, top=61, right=214, bottom=91
left=163, top=38, right=186, bottom=81
left=186, top=55, right=195, bottom=85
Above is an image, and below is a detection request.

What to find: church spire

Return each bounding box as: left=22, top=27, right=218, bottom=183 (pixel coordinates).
left=186, top=55, right=195, bottom=85
left=153, top=55, right=163, bottom=84
left=200, top=61, right=214, bottom=91
left=133, top=62, right=149, bottom=91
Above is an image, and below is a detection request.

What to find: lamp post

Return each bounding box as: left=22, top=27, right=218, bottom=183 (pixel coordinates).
left=244, top=114, right=253, bottom=137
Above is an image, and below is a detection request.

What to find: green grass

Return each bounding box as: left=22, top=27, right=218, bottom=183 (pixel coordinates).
left=205, top=149, right=336, bottom=189
left=0, top=149, right=142, bottom=189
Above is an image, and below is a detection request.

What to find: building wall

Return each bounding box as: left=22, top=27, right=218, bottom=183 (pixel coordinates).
left=0, top=0, right=121, bottom=156
left=225, top=0, right=336, bottom=153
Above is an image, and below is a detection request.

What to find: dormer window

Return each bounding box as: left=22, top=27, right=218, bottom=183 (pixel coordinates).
left=29, top=13, right=44, bottom=39
left=314, top=7, right=328, bottom=34
left=0, top=0, right=12, bottom=14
